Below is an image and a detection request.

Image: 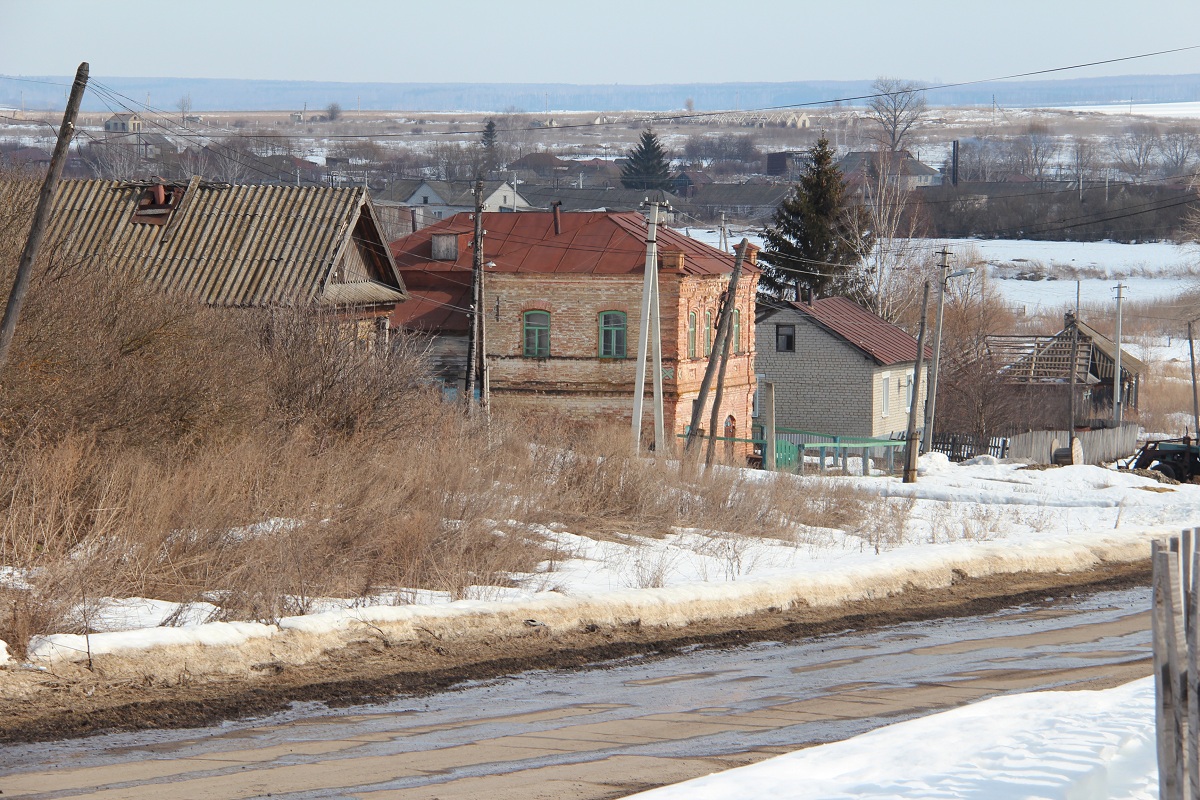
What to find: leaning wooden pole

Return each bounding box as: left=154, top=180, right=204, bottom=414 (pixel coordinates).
left=0, top=61, right=88, bottom=373
left=705, top=239, right=748, bottom=467
left=686, top=240, right=748, bottom=453
left=903, top=281, right=931, bottom=483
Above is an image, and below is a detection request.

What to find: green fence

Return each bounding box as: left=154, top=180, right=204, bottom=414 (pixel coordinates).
left=679, top=427, right=907, bottom=476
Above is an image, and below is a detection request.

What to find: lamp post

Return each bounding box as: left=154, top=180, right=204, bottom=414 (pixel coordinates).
left=920, top=258, right=975, bottom=454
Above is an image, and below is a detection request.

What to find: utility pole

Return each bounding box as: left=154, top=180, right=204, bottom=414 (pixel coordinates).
left=688, top=240, right=748, bottom=454
left=904, top=281, right=931, bottom=484
left=464, top=178, right=484, bottom=410
left=1188, top=319, right=1199, bottom=440
left=1114, top=282, right=1125, bottom=425
left=704, top=239, right=749, bottom=466
left=632, top=202, right=666, bottom=454
left=0, top=62, right=88, bottom=373
left=920, top=248, right=951, bottom=453
left=1068, top=281, right=1081, bottom=435
left=718, top=211, right=728, bottom=253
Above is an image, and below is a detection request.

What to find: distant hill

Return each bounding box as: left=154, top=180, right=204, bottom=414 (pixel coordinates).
left=4, top=73, right=1200, bottom=114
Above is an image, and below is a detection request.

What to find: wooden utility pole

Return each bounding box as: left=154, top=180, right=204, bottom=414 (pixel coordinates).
left=920, top=247, right=951, bottom=453
left=903, top=281, right=931, bottom=483
left=632, top=201, right=666, bottom=454
left=1114, top=281, right=1125, bottom=425
left=1189, top=320, right=1199, bottom=440
left=1068, top=282, right=1081, bottom=436
left=0, top=61, right=88, bottom=373
left=687, top=240, right=748, bottom=453
left=464, top=178, right=484, bottom=410
left=704, top=239, right=749, bottom=466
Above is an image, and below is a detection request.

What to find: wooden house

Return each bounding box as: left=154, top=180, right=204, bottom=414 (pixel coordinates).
left=45, top=177, right=407, bottom=327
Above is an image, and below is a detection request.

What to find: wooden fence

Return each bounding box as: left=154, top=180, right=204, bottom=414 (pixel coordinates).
left=1006, top=423, right=1139, bottom=465
left=1152, top=530, right=1200, bottom=800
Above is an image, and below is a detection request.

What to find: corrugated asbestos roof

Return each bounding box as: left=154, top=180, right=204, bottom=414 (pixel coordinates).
left=46, top=178, right=406, bottom=308
left=766, top=297, right=925, bottom=366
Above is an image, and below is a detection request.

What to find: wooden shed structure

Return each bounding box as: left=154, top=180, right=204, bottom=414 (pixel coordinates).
left=986, top=313, right=1145, bottom=422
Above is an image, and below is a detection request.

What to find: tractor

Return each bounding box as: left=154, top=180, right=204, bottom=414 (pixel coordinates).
left=1122, top=436, right=1200, bottom=482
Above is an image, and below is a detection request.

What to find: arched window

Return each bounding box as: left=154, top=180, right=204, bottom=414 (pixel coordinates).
left=704, top=310, right=713, bottom=356
left=687, top=311, right=697, bottom=359
left=523, top=310, right=550, bottom=358
left=599, top=311, right=627, bottom=358
left=732, top=309, right=741, bottom=354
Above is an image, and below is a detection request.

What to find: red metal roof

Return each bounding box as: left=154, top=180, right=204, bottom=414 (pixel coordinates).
left=389, top=211, right=757, bottom=278
left=785, top=296, right=926, bottom=366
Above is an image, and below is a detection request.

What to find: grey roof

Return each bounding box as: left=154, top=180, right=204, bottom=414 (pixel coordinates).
left=414, top=180, right=512, bottom=206
left=837, top=151, right=940, bottom=178
left=685, top=184, right=789, bottom=207
left=45, top=178, right=406, bottom=308
left=518, top=186, right=680, bottom=212
left=373, top=179, right=425, bottom=203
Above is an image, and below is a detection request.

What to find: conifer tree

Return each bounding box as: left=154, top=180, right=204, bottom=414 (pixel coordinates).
left=480, top=119, right=499, bottom=174
left=620, top=130, right=673, bottom=190
left=759, top=136, right=873, bottom=302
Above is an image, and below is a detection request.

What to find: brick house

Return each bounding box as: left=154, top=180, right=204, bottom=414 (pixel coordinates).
left=755, top=297, right=928, bottom=438
left=390, top=210, right=759, bottom=441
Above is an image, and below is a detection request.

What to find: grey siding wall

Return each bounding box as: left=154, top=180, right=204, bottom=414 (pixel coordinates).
left=755, top=311, right=875, bottom=436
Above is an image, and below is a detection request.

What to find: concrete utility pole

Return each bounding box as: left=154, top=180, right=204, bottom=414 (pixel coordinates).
left=0, top=62, right=88, bottom=374
left=632, top=201, right=666, bottom=454
left=1114, top=282, right=1125, bottom=425
left=904, top=281, right=931, bottom=484
left=921, top=250, right=972, bottom=454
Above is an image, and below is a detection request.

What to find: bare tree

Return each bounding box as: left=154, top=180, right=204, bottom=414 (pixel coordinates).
left=176, top=93, right=192, bottom=124
left=1110, top=122, right=1160, bottom=182
left=851, top=151, right=935, bottom=321
left=1068, top=136, right=1098, bottom=188
left=210, top=137, right=259, bottom=184
left=1159, top=123, right=1200, bottom=178
left=866, top=77, right=928, bottom=153
left=1009, top=123, right=1059, bottom=183
left=326, top=102, right=343, bottom=122
left=80, top=140, right=144, bottom=180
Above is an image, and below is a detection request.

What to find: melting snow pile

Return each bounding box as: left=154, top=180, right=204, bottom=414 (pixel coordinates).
left=626, top=677, right=1158, bottom=800
left=5, top=456, right=1200, bottom=676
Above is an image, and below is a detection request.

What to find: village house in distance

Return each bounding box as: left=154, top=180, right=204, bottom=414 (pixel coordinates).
left=389, top=208, right=759, bottom=441
left=756, top=295, right=929, bottom=439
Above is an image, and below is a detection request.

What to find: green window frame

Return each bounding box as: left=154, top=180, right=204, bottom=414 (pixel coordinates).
left=688, top=311, right=697, bottom=359
left=732, top=308, right=741, bottom=354
left=523, top=310, right=550, bottom=358
left=599, top=311, right=627, bottom=358
left=704, top=310, right=713, bottom=356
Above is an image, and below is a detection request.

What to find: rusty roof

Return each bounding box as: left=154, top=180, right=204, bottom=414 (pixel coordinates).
left=767, top=297, right=925, bottom=366
left=46, top=178, right=406, bottom=308
left=390, top=210, right=756, bottom=277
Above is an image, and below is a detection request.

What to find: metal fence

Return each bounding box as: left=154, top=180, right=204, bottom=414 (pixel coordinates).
left=927, top=432, right=1009, bottom=462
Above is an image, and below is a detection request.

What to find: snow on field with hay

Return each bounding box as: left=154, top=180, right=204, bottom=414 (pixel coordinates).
left=7, top=454, right=1199, bottom=672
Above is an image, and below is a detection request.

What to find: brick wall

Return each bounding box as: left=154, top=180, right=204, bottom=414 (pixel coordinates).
left=476, top=268, right=758, bottom=452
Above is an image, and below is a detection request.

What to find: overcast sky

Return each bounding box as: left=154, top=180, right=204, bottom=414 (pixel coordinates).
left=2, top=0, right=1198, bottom=86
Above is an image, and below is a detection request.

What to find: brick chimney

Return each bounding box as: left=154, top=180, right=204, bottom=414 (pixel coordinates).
left=659, top=250, right=685, bottom=272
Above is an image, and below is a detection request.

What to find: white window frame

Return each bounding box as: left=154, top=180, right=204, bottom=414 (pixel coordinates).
left=880, top=372, right=890, bottom=417
left=905, top=374, right=914, bottom=412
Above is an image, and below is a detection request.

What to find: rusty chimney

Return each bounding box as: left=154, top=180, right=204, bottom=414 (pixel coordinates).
left=151, top=183, right=166, bottom=205
left=551, top=200, right=562, bottom=235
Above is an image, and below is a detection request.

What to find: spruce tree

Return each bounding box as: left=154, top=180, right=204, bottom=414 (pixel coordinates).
left=620, top=130, right=673, bottom=190
left=480, top=119, right=499, bottom=173
left=759, top=136, right=873, bottom=302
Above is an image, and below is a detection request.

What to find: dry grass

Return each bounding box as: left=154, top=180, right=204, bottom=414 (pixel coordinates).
left=0, top=169, right=916, bottom=659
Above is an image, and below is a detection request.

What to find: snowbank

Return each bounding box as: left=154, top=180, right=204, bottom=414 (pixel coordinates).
left=626, top=678, right=1158, bottom=799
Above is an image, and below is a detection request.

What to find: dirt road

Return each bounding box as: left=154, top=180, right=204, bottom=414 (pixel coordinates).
left=1, top=572, right=1152, bottom=799
left=0, top=560, right=1149, bottom=742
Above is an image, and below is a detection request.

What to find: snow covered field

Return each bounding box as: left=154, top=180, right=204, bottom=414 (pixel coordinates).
left=677, top=228, right=1199, bottom=313
left=627, top=677, right=1158, bottom=800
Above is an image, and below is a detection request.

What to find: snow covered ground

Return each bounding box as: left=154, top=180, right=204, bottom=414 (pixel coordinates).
left=676, top=228, right=1199, bottom=314
left=626, top=677, right=1158, bottom=800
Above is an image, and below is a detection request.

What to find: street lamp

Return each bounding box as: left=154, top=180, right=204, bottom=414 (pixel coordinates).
left=920, top=264, right=975, bottom=454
